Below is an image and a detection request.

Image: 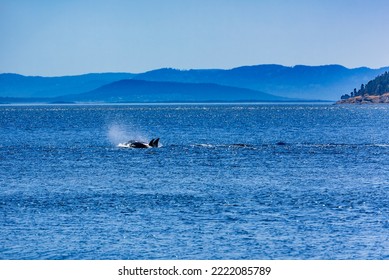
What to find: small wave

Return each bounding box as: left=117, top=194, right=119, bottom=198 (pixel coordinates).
left=372, top=144, right=389, bottom=147
left=297, top=143, right=389, bottom=148
left=192, top=143, right=257, bottom=149
left=230, top=143, right=254, bottom=148
left=193, top=144, right=215, bottom=148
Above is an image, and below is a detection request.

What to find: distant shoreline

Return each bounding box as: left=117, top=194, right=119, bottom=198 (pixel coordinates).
left=0, top=100, right=334, bottom=106
left=336, top=93, right=389, bottom=104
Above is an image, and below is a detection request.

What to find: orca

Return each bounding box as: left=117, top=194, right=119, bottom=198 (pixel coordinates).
left=125, top=138, right=160, bottom=148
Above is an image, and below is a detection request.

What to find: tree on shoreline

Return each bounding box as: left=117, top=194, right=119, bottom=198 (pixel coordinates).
left=341, top=71, right=389, bottom=99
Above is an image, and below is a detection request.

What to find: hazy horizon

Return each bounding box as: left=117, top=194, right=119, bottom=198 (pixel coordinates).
left=2, top=0, right=389, bottom=76
left=2, top=63, right=389, bottom=78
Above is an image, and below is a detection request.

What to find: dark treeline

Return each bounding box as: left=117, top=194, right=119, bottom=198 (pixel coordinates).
left=341, top=71, right=389, bottom=99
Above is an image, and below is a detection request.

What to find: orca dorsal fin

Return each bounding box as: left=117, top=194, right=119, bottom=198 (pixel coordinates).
left=148, top=138, right=159, bottom=147
left=153, top=138, right=159, bottom=147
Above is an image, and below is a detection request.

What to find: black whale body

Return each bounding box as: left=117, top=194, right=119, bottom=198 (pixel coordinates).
left=125, top=138, right=160, bottom=148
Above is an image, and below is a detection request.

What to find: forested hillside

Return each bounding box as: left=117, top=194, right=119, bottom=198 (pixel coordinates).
left=341, top=71, right=389, bottom=98
left=339, top=72, right=389, bottom=103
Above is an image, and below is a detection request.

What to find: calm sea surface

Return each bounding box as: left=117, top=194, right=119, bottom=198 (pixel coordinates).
left=0, top=103, right=388, bottom=259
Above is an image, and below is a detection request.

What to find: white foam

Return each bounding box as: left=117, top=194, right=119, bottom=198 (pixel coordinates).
left=117, top=142, right=132, bottom=148
left=107, top=123, right=147, bottom=146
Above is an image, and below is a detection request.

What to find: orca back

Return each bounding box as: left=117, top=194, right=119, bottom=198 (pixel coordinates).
left=130, top=142, right=149, bottom=148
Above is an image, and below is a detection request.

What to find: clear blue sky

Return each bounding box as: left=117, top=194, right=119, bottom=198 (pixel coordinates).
left=1, top=0, right=389, bottom=76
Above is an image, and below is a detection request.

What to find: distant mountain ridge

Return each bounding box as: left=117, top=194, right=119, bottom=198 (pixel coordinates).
left=134, top=64, right=389, bottom=100
left=57, top=79, right=289, bottom=102
left=1, top=64, right=389, bottom=102
left=0, top=73, right=134, bottom=98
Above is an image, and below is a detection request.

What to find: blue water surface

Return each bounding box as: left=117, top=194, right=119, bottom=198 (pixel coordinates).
left=0, top=103, right=388, bottom=259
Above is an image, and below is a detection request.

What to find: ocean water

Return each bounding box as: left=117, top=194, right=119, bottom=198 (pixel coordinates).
left=0, top=103, right=388, bottom=260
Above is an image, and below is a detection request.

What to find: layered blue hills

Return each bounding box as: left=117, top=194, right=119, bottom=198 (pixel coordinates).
left=135, top=64, right=389, bottom=100
left=0, top=73, right=134, bottom=98
left=58, top=79, right=287, bottom=102
left=1, top=64, right=389, bottom=103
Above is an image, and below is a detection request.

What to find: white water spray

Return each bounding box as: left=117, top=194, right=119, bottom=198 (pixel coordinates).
left=107, top=123, right=147, bottom=146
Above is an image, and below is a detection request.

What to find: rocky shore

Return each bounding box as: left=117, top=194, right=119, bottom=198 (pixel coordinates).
left=336, top=93, right=389, bottom=104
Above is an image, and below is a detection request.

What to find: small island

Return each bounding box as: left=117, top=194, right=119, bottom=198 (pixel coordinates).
left=337, top=71, right=389, bottom=104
